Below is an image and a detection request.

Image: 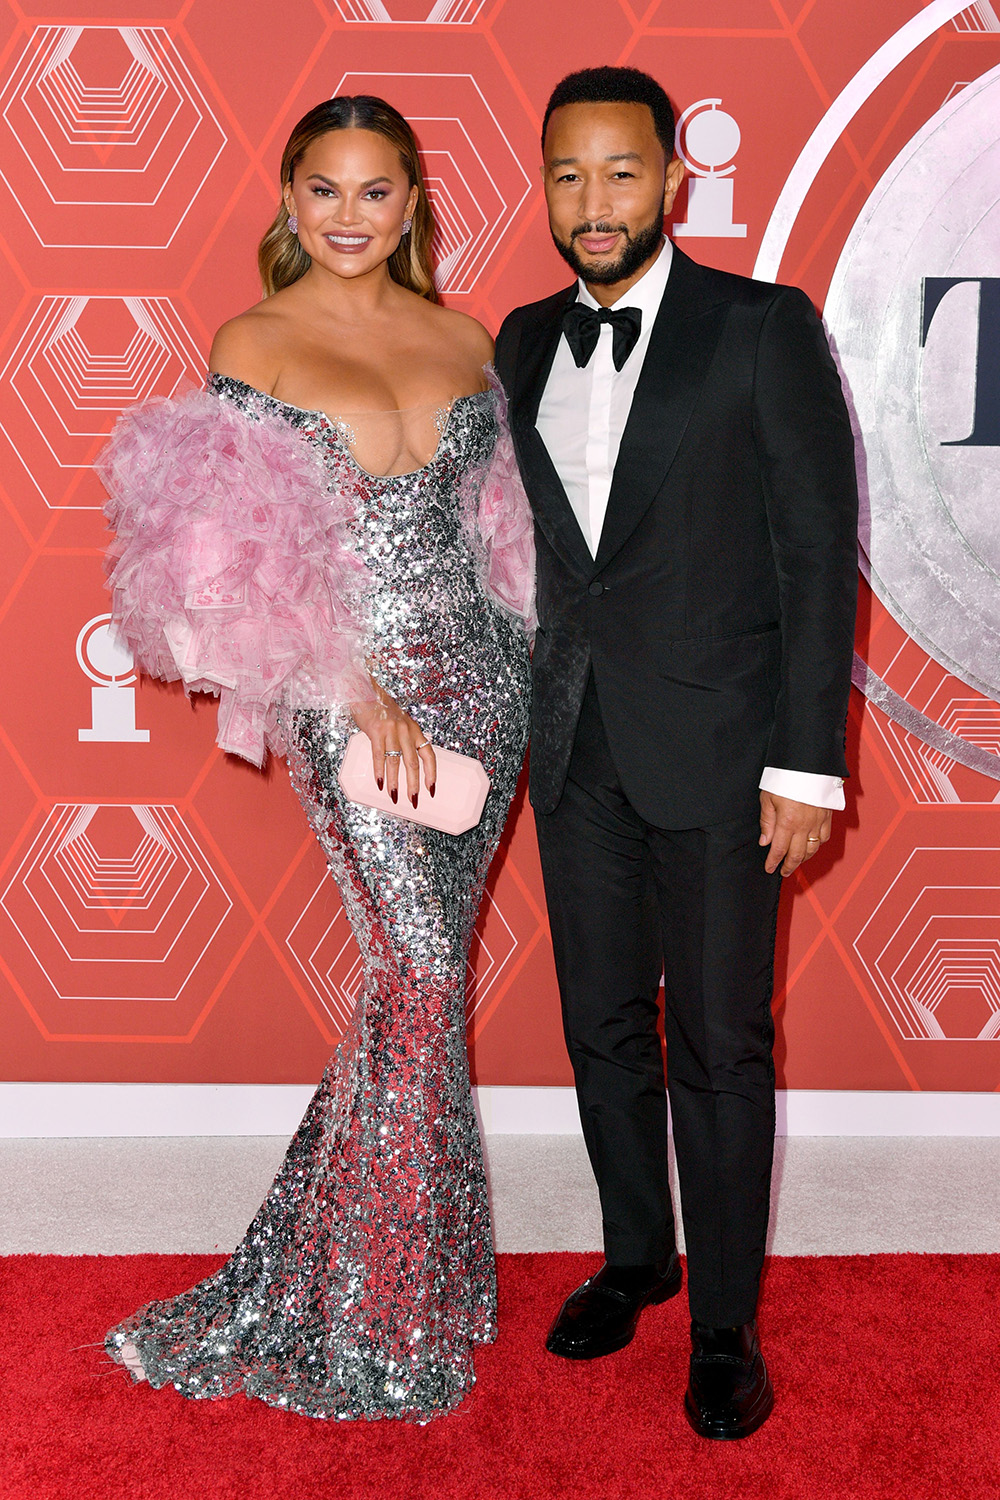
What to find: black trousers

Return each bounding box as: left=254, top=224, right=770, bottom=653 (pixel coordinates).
left=534, top=677, right=782, bottom=1327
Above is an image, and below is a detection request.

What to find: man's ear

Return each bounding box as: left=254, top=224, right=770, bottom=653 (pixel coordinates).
left=663, top=155, right=686, bottom=217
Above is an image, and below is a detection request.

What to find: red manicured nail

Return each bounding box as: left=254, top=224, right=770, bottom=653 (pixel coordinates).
left=390, top=787, right=398, bottom=804
left=410, top=793, right=418, bottom=809
left=376, top=777, right=383, bottom=791
left=429, top=783, right=436, bottom=798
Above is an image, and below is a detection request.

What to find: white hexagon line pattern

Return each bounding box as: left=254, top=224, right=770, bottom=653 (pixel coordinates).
left=952, top=3, right=1000, bottom=31
left=465, top=890, right=517, bottom=1019
left=868, top=644, right=956, bottom=802
left=422, top=119, right=516, bottom=293
left=333, top=1, right=487, bottom=22
left=899, top=934, right=1000, bottom=1040
left=889, top=914, right=1000, bottom=1039
left=868, top=715, right=959, bottom=802
left=37, top=806, right=208, bottom=938
left=286, top=878, right=518, bottom=1032
left=866, top=637, right=1000, bottom=803
left=0, top=804, right=232, bottom=1000
left=285, top=889, right=363, bottom=1031
left=0, top=295, right=204, bottom=504
left=32, top=32, right=168, bottom=149
left=423, top=169, right=479, bottom=283
left=869, top=713, right=1000, bottom=804
left=937, top=699, right=1000, bottom=755
left=912, top=951, right=999, bottom=1009
left=334, top=72, right=531, bottom=295
left=0, top=26, right=226, bottom=247
left=55, top=825, right=173, bottom=907
left=853, top=848, right=1000, bottom=1039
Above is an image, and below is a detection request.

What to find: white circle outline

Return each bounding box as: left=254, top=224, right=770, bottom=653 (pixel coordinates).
left=677, top=99, right=739, bottom=178
left=76, top=613, right=136, bottom=687
left=753, top=0, right=967, bottom=282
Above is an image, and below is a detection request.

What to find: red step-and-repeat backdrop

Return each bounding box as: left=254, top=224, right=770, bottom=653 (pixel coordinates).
left=1, top=0, right=998, bottom=1093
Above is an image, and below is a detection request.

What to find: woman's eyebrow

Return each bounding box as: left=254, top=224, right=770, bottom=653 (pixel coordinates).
left=304, top=173, right=394, bottom=188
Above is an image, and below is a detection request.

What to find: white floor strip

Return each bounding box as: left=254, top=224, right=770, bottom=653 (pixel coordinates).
left=3, top=1135, right=1000, bottom=1256
left=2, top=1083, right=1000, bottom=1137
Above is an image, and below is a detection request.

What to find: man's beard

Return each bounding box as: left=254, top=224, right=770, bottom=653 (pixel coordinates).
left=552, top=215, right=664, bottom=286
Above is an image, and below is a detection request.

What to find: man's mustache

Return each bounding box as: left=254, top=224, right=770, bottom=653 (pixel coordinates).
left=570, top=223, right=630, bottom=241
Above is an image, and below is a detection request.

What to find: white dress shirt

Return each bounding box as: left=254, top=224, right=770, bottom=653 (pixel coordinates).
left=535, top=239, right=845, bottom=812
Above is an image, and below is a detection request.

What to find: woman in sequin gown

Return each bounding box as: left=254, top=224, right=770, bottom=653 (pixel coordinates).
left=100, top=98, right=533, bottom=1422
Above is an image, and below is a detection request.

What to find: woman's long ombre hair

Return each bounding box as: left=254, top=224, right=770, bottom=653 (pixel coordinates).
left=258, top=96, right=439, bottom=302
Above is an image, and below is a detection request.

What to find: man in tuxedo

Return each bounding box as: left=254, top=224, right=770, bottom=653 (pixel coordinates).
left=494, top=66, right=857, bottom=1440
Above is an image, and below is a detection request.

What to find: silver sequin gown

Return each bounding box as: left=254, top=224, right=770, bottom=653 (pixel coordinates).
left=105, top=375, right=532, bottom=1422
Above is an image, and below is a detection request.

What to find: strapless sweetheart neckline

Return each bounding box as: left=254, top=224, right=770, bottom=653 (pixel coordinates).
left=207, top=373, right=493, bottom=481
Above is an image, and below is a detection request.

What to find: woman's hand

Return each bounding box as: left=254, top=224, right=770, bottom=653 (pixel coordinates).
left=350, top=686, right=436, bottom=808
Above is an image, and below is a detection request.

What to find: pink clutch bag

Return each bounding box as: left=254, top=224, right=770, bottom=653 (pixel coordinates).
left=338, top=732, right=491, bottom=836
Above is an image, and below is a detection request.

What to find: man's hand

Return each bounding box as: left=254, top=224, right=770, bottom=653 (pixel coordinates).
left=759, top=791, right=832, bottom=877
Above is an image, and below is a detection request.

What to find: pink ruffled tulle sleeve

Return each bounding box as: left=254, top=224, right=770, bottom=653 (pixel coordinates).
left=461, top=366, right=537, bottom=633
left=98, top=388, right=373, bottom=767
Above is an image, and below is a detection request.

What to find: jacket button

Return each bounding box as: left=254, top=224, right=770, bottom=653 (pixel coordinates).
left=588, top=581, right=605, bottom=596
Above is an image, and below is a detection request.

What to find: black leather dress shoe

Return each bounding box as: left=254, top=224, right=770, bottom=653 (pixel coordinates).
left=544, top=1253, right=682, bottom=1360
left=684, top=1320, right=774, bottom=1440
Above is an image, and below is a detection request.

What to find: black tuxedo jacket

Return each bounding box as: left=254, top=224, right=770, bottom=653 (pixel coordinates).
left=494, top=246, right=859, bottom=828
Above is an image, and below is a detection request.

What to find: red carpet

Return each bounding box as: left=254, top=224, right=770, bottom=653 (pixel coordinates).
left=3, top=1252, right=998, bottom=1500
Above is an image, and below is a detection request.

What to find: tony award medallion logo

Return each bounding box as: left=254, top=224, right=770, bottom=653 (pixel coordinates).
left=826, top=62, right=1000, bottom=1043
left=673, top=98, right=747, bottom=239
left=826, top=65, right=1000, bottom=719
left=77, top=613, right=149, bottom=743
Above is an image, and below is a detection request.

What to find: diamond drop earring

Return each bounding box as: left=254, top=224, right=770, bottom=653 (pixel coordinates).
left=288, top=213, right=298, bottom=235
left=401, top=217, right=412, bottom=235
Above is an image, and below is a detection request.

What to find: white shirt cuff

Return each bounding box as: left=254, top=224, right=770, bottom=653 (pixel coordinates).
left=759, top=766, right=846, bottom=811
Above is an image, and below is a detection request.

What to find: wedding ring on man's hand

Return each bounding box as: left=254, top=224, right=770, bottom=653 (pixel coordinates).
left=806, top=835, right=820, bottom=843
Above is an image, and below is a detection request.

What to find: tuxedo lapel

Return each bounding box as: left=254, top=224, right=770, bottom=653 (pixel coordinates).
left=594, top=249, right=730, bottom=571
left=509, top=286, right=594, bottom=579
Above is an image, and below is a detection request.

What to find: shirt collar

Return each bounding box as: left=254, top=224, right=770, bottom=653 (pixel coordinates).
left=576, top=236, right=673, bottom=318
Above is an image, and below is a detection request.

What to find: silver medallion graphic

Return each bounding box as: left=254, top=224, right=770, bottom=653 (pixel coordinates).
left=826, top=64, right=1000, bottom=710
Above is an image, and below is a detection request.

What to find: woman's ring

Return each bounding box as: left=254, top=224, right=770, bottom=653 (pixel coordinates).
left=384, top=750, right=403, bottom=758
left=415, top=741, right=431, bottom=751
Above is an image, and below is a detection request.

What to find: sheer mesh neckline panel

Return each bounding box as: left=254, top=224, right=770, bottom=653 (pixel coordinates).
left=208, top=373, right=492, bottom=479
left=330, top=400, right=462, bottom=478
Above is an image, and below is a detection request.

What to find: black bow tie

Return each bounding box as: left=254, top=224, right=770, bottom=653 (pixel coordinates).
left=562, top=301, right=642, bottom=371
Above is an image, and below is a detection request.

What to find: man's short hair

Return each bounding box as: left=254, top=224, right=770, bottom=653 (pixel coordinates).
left=542, top=66, right=676, bottom=159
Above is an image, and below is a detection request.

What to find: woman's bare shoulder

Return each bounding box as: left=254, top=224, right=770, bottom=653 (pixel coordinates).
left=209, top=302, right=286, bottom=387
left=423, top=302, right=494, bottom=365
